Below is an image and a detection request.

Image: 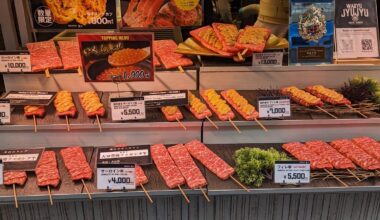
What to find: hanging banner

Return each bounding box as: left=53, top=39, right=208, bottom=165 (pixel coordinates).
left=120, top=0, right=203, bottom=28
left=29, top=0, right=117, bottom=29
left=335, top=0, right=379, bottom=59
left=77, top=33, right=154, bottom=82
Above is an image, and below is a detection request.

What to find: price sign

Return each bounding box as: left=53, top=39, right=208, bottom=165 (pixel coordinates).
left=0, top=160, right=3, bottom=185
left=97, top=145, right=151, bottom=165
left=110, top=97, right=146, bottom=121
left=0, top=148, right=44, bottom=171
left=0, top=52, right=31, bottom=73
left=274, top=161, right=310, bottom=184
left=97, top=164, right=136, bottom=190
left=0, top=99, right=10, bottom=125
left=258, top=96, right=291, bottom=118
left=252, top=52, right=283, bottom=66
left=142, top=90, right=188, bottom=108
left=4, top=91, right=56, bottom=106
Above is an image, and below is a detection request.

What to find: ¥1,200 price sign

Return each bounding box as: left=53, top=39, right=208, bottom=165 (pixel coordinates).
left=97, top=164, right=136, bottom=190
left=258, top=96, right=291, bottom=118
left=274, top=161, right=310, bottom=184
left=111, top=97, right=146, bottom=121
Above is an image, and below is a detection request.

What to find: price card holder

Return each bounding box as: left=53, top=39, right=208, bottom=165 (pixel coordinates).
left=0, top=51, right=32, bottom=73
left=258, top=96, right=291, bottom=119
left=142, top=90, right=188, bottom=108
left=274, top=161, right=310, bottom=185
left=97, top=145, right=152, bottom=165
left=252, top=50, right=284, bottom=67
left=0, top=160, right=3, bottom=185
left=0, top=99, right=10, bottom=125
left=3, top=91, right=56, bottom=106
left=97, top=164, right=136, bottom=191
left=0, top=148, right=44, bottom=171
left=110, top=97, right=146, bottom=121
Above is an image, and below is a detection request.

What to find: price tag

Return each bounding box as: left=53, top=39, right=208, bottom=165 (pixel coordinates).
left=0, top=99, right=10, bottom=125
left=252, top=52, right=283, bottom=66
left=142, top=90, right=188, bottom=108
left=97, top=145, right=152, bottom=165
left=0, top=160, right=3, bottom=185
left=0, top=52, right=31, bottom=73
left=258, top=96, right=291, bottom=118
left=110, top=97, right=146, bottom=121
left=4, top=91, right=56, bottom=106
left=274, top=161, right=310, bottom=184
left=0, top=148, right=44, bottom=171
left=97, top=164, right=136, bottom=190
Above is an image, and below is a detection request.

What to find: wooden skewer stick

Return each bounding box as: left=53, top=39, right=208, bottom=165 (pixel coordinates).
left=81, top=179, right=92, bottom=200
left=178, top=185, right=190, bottom=203
left=96, top=114, right=102, bottom=133
left=324, top=169, right=348, bottom=187
left=178, top=66, right=185, bottom=73
left=205, top=115, right=219, bottom=130
left=45, top=68, right=50, bottom=78
left=33, top=115, right=38, bottom=133
left=47, top=185, right=53, bottom=205
left=237, top=52, right=243, bottom=61
left=176, top=118, right=187, bottom=131
left=241, top=48, right=249, bottom=56
left=345, top=104, right=368, bottom=118
left=77, top=66, right=83, bottom=76
left=230, top=176, right=249, bottom=192
left=316, top=106, right=338, bottom=119
left=347, top=169, right=361, bottom=181
left=65, top=115, right=71, bottom=132
left=228, top=118, right=241, bottom=133
left=254, top=118, right=268, bottom=132
left=140, top=184, right=153, bottom=204
left=199, top=187, right=210, bottom=202
left=13, top=184, right=18, bottom=208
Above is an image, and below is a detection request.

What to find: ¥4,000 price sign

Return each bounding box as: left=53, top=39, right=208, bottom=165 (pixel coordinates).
left=274, top=161, right=310, bottom=184
left=97, top=164, right=136, bottom=190
left=111, top=97, right=146, bottom=121
left=258, top=97, right=291, bottom=118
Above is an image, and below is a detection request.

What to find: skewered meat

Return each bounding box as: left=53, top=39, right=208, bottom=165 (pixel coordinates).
left=35, top=151, right=60, bottom=187
left=58, top=41, right=82, bottom=70
left=78, top=92, right=105, bottom=117
left=201, top=89, right=235, bottom=121
left=235, top=26, right=271, bottom=53
left=60, top=146, right=92, bottom=181
left=305, top=85, right=351, bottom=105
left=161, top=106, right=183, bottom=121
left=187, top=91, right=212, bottom=120
left=281, top=86, right=323, bottom=107
left=352, top=137, right=380, bottom=162
left=190, top=26, right=234, bottom=56
left=154, top=40, right=193, bottom=69
left=221, top=89, right=259, bottom=120
left=54, top=91, right=76, bottom=118
left=212, top=23, right=239, bottom=53
left=26, top=41, right=63, bottom=72
left=24, top=105, right=45, bottom=118
left=3, top=171, right=27, bottom=186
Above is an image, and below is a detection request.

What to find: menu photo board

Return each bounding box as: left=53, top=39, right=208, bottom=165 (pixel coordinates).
left=335, top=0, right=379, bottom=59
left=120, top=0, right=203, bottom=28
left=77, top=33, right=154, bottom=82
left=29, top=0, right=117, bottom=29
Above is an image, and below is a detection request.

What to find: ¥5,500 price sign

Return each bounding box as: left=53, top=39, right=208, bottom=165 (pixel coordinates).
left=111, top=97, right=146, bottom=121
left=258, top=96, right=291, bottom=118
left=97, top=164, right=136, bottom=190
left=274, top=161, right=310, bottom=184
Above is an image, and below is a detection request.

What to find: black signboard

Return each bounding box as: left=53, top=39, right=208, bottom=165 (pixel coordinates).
left=142, top=90, right=188, bottom=108
left=96, top=145, right=152, bottom=165
left=0, top=148, right=44, bottom=171
left=29, top=0, right=117, bottom=29
left=336, top=0, right=378, bottom=28
left=3, top=91, right=56, bottom=106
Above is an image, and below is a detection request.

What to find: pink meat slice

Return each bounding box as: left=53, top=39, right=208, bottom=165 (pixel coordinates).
left=150, top=144, right=185, bottom=188
left=58, top=41, right=82, bottom=70
left=27, top=41, right=63, bottom=72
left=168, top=144, right=207, bottom=189
left=352, top=137, right=380, bottom=162
left=154, top=40, right=193, bottom=69
left=135, top=164, right=149, bottom=186
left=185, top=140, right=234, bottom=180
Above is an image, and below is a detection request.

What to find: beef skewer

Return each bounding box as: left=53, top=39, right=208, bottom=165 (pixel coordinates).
left=235, top=26, right=271, bottom=55
left=185, top=140, right=249, bottom=191
left=305, top=85, right=367, bottom=118
left=154, top=40, right=193, bottom=72
left=60, top=146, right=93, bottom=199
left=35, top=151, right=60, bottom=205
left=78, top=92, right=106, bottom=132
left=352, top=137, right=380, bottom=162
left=187, top=91, right=218, bottom=129
left=54, top=91, right=77, bottom=131
left=201, top=89, right=241, bottom=133
left=150, top=144, right=189, bottom=203
left=24, top=105, right=45, bottom=132
left=4, top=171, right=27, bottom=208
left=161, top=106, right=187, bottom=130
left=221, top=89, right=267, bottom=132
left=168, top=144, right=210, bottom=202
left=58, top=41, right=82, bottom=75
left=281, top=86, right=338, bottom=119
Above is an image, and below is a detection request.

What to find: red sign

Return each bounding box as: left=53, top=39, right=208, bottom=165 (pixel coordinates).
left=77, top=33, right=154, bottom=82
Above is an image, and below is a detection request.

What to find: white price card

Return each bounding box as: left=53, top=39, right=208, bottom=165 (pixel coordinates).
left=111, top=97, right=146, bottom=121
left=252, top=52, right=283, bottom=66
left=258, top=97, right=291, bottom=118
left=97, top=164, right=136, bottom=190
left=0, top=161, right=3, bottom=185
left=274, top=161, right=310, bottom=184
left=0, top=53, right=31, bottom=73
left=0, top=99, right=10, bottom=124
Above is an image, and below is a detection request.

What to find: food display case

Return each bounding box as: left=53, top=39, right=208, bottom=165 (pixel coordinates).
left=1, top=0, right=380, bottom=219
